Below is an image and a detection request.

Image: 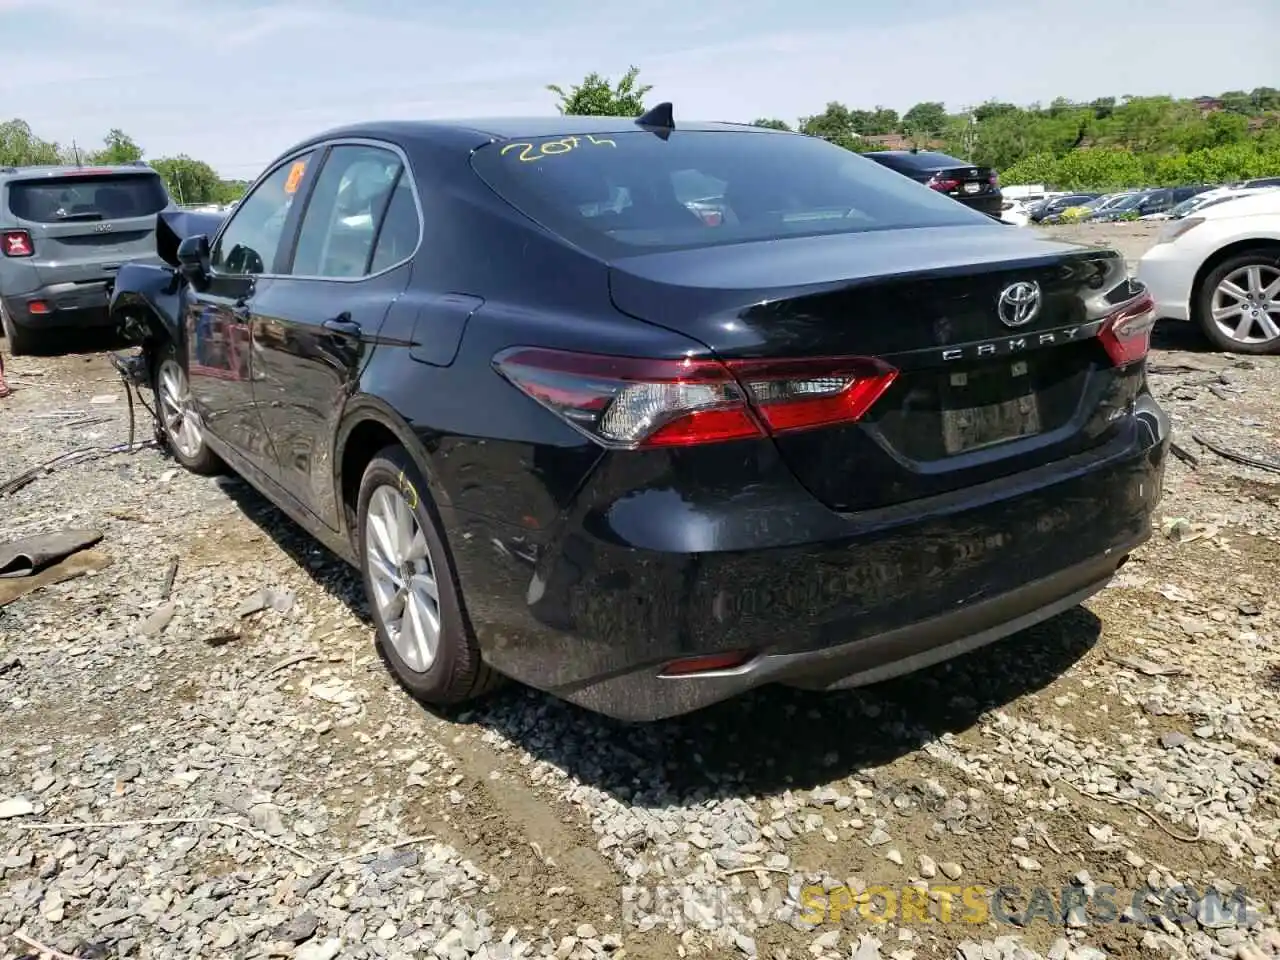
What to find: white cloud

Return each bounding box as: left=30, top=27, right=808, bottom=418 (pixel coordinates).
left=3, top=0, right=1277, bottom=178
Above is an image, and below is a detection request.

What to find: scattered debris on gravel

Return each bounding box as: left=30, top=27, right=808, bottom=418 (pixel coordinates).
left=1, top=227, right=1278, bottom=960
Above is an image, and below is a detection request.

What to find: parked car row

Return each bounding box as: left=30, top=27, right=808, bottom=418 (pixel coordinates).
left=997, top=178, right=1280, bottom=227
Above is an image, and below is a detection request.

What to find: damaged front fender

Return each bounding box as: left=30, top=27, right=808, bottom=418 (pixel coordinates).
left=109, top=209, right=227, bottom=347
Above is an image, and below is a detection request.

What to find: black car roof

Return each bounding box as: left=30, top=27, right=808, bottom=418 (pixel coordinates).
left=294, top=117, right=782, bottom=152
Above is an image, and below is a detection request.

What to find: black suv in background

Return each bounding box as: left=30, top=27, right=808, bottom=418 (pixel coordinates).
left=1088, top=185, right=1212, bottom=222
left=0, top=162, right=175, bottom=354
left=1028, top=194, right=1100, bottom=223
left=863, top=150, right=1002, bottom=218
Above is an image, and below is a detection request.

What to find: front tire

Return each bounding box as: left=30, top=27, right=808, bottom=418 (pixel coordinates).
left=153, top=342, right=223, bottom=474
left=357, top=445, right=502, bottom=707
left=1194, top=249, right=1280, bottom=355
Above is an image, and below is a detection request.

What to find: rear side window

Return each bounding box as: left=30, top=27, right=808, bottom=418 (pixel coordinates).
left=290, top=144, right=406, bottom=278
left=369, top=176, right=420, bottom=274
left=7, top=173, right=168, bottom=222
left=470, top=131, right=988, bottom=257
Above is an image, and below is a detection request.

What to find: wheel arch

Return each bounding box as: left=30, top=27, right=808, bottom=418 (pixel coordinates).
left=1189, top=237, right=1280, bottom=325
left=333, top=396, right=457, bottom=550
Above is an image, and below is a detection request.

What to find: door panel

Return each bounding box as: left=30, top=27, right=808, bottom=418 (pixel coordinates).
left=252, top=143, right=420, bottom=528
left=185, top=149, right=319, bottom=481
left=251, top=268, right=411, bottom=528
left=185, top=275, right=278, bottom=474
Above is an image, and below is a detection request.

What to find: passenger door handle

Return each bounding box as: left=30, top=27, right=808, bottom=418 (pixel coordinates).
left=322, top=314, right=362, bottom=340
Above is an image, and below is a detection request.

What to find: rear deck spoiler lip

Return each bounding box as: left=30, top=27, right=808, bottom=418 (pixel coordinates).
left=156, top=209, right=226, bottom=268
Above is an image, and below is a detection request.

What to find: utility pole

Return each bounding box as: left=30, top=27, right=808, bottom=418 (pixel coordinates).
left=958, top=105, right=977, bottom=161
left=71, top=140, right=82, bottom=166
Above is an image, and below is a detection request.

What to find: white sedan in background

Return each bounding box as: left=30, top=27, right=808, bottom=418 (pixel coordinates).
left=1136, top=189, right=1280, bottom=354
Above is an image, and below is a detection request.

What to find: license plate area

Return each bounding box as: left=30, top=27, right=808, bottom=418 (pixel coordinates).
left=940, top=362, right=1042, bottom=454
left=963, top=182, right=981, bottom=194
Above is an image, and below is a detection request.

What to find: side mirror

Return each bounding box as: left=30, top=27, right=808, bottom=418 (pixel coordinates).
left=176, top=234, right=211, bottom=287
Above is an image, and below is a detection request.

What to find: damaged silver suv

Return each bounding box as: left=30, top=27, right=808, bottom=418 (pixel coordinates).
left=0, top=162, right=174, bottom=354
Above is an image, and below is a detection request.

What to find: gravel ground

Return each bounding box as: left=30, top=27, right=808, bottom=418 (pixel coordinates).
left=1, top=224, right=1278, bottom=960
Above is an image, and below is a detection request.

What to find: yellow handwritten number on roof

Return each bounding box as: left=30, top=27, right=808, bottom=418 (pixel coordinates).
left=500, top=135, right=617, bottom=163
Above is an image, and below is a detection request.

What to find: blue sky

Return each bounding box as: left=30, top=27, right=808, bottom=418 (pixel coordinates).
left=2, top=0, right=1276, bottom=179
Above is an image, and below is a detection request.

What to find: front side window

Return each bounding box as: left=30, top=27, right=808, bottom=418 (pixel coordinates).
left=290, top=145, right=405, bottom=278
left=211, top=151, right=314, bottom=276
left=470, top=131, right=989, bottom=258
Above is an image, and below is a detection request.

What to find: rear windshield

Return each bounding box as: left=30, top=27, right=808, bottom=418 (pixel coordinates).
left=470, top=131, right=992, bottom=258
left=873, top=151, right=970, bottom=171
left=7, top=173, right=169, bottom=223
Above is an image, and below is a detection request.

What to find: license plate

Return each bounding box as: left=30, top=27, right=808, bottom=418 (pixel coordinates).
left=941, top=394, right=1042, bottom=454
left=963, top=183, right=981, bottom=194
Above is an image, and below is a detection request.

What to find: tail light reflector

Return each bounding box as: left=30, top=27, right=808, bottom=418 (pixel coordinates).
left=660, top=650, right=754, bottom=677
left=493, top=348, right=898, bottom=449
left=1099, top=293, right=1157, bottom=367
left=928, top=176, right=959, bottom=192
left=2, top=230, right=33, bottom=257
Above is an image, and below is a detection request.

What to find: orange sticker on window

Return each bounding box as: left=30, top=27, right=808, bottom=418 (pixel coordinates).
left=283, top=160, right=307, bottom=194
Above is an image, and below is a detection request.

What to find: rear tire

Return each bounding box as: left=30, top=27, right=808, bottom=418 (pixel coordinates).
left=357, top=445, right=503, bottom=707
left=0, top=303, right=36, bottom=356
left=1193, top=249, right=1280, bottom=355
left=153, top=341, right=223, bottom=474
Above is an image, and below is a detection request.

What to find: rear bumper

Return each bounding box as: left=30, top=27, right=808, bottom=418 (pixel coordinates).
left=451, top=395, right=1170, bottom=721
left=1135, top=245, right=1194, bottom=322
left=2, top=281, right=114, bottom=329
left=958, top=194, right=1003, bottom=218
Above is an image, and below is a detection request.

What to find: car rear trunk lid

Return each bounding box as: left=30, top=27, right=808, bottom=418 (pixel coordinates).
left=927, top=165, right=998, bottom=200
left=607, top=225, right=1144, bottom=514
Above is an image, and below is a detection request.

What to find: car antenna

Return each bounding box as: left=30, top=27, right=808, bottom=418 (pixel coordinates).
left=635, top=102, right=675, bottom=140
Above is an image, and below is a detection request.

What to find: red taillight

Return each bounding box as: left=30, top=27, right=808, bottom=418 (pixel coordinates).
left=725, top=356, right=898, bottom=434
left=2, top=230, right=33, bottom=257
left=929, top=176, right=959, bottom=192
left=660, top=650, right=754, bottom=676
left=988, top=173, right=999, bottom=186
left=492, top=348, right=898, bottom=449
left=1098, top=294, right=1157, bottom=367
left=28, top=300, right=50, bottom=315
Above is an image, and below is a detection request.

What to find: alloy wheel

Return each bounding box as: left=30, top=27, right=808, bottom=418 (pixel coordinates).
left=1210, top=263, right=1280, bottom=346
left=365, top=484, right=441, bottom=673
left=157, top=359, right=205, bottom=459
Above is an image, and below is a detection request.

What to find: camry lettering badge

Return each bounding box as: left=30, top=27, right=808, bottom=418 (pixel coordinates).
left=997, top=280, right=1041, bottom=328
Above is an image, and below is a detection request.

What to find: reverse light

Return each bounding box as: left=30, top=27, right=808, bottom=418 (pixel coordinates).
left=492, top=348, right=899, bottom=449
left=1099, top=293, right=1157, bottom=367
left=2, top=230, right=33, bottom=257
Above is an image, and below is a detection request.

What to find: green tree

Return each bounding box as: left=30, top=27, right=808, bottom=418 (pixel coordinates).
left=547, top=65, right=651, bottom=117
left=150, top=155, right=223, bottom=204
left=0, top=119, right=61, bottom=166
left=92, top=128, right=143, bottom=165
left=751, top=118, right=792, bottom=130
left=901, top=101, right=948, bottom=139
left=798, top=102, right=863, bottom=150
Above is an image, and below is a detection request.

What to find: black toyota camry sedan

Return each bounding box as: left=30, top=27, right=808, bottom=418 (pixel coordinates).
left=109, top=107, right=1169, bottom=721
